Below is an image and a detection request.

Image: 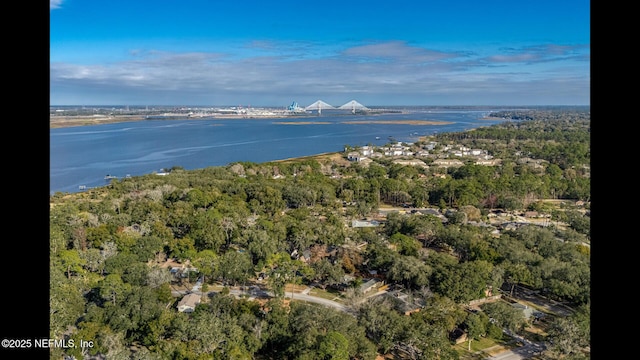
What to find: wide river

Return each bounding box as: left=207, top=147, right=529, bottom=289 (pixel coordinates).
left=50, top=108, right=508, bottom=194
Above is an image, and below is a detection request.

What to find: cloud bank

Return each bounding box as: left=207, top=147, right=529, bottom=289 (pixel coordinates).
left=50, top=41, right=590, bottom=106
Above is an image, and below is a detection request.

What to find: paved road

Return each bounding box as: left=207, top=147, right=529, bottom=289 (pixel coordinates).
left=486, top=330, right=545, bottom=360
left=508, top=285, right=572, bottom=317
left=486, top=343, right=544, bottom=360
left=287, top=293, right=347, bottom=312
left=172, top=285, right=350, bottom=312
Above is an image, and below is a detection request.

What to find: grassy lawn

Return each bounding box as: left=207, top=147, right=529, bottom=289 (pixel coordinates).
left=453, top=337, right=513, bottom=359
left=307, top=287, right=346, bottom=302
left=462, top=335, right=544, bottom=359
left=282, top=284, right=309, bottom=297
left=521, top=326, right=547, bottom=343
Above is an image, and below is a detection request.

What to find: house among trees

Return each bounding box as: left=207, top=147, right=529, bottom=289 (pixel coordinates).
left=165, top=260, right=198, bottom=279
left=351, top=219, right=380, bottom=228
left=359, top=279, right=383, bottom=294
left=475, top=159, right=501, bottom=166
left=177, top=293, right=201, bottom=313
left=347, top=152, right=364, bottom=162
left=392, top=159, right=428, bottom=168
left=431, top=159, right=464, bottom=168
left=451, top=328, right=468, bottom=344
left=517, top=157, right=548, bottom=170
left=385, top=289, right=424, bottom=315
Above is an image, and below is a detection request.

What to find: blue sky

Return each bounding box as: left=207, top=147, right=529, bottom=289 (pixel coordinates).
left=50, top=0, right=590, bottom=107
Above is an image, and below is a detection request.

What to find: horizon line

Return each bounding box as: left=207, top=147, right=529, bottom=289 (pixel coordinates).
left=50, top=104, right=590, bottom=108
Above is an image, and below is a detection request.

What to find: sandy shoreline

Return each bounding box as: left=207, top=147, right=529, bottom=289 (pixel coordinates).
left=49, top=114, right=308, bottom=129
left=51, top=114, right=503, bottom=129
left=51, top=115, right=459, bottom=129
left=50, top=115, right=148, bottom=129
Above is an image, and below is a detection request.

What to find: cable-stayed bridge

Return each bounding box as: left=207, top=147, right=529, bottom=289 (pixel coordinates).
left=304, top=100, right=369, bottom=114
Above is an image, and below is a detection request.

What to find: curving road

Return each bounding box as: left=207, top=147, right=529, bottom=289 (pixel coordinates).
left=172, top=285, right=547, bottom=359
left=172, top=285, right=350, bottom=313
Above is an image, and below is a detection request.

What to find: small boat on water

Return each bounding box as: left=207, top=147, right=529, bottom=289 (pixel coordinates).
left=104, top=174, right=118, bottom=180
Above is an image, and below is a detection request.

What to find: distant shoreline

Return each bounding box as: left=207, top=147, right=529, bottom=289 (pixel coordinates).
left=50, top=113, right=506, bottom=129
left=51, top=115, right=148, bottom=129
left=50, top=113, right=353, bottom=129
left=50, top=115, right=455, bottom=129
left=50, top=113, right=338, bottom=129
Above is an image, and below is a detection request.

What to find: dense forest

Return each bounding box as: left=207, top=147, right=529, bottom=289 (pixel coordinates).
left=50, top=108, right=590, bottom=359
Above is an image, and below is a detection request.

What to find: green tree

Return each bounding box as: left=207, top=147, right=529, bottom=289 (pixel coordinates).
left=132, top=235, right=164, bottom=262
left=465, top=312, right=488, bottom=350
left=79, top=248, right=106, bottom=274
left=58, top=249, right=86, bottom=279
left=217, top=250, right=252, bottom=286
left=387, top=255, right=431, bottom=289
left=189, top=209, right=225, bottom=251
left=414, top=294, right=467, bottom=333
left=99, top=274, right=131, bottom=305
left=259, top=298, right=292, bottom=357
left=192, top=249, right=218, bottom=284
left=364, top=242, right=398, bottom=273
left=389, top=233, right=421, bottom=257
left=545, top=305, right=590, bottom=358
left=356, top=297, right=407, bottom=354
left=86, top=224, right=113, bottom=248
left=103, top=252, right=139, bottom=276
left=430, top=260, right=493, bottom=303
left=383, top=211, right=404, bottom=236
left=311, top=258, right=345, bottom=289
left=317, top=331, right=350, bottom=360
left=409, top=182, right=430, bottom=207
left=50, top=270, right=86, bottom=339
left=244, top=229, right=276, bottom=266
left=266, top=252, right=304, bottom=298
left=481, top=301, right=525, bottom=333
left=503, top=262, right=533, bottom=296
left=404, top=213, right=443, bottom=247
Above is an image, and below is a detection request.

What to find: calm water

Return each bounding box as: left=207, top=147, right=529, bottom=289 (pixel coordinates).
left=50, top=109, right=507, bottom=194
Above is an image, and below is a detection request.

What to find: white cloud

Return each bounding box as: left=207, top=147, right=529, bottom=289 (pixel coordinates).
left=50, top=40, right=590, bottom=106
left=50, top=0, right=63, bottom=10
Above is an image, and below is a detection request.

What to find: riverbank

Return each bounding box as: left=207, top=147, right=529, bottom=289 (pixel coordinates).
left=51, top=109, right=510, bottom=194
left=51, top=115, right=458, bottom=129
left=50, top=115, right=148, bottom=128
left=50, top=114, right=312, bottom=129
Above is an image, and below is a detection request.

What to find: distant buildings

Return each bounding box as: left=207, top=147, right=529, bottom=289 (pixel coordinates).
left=344, top=140, right=503, bottom=171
